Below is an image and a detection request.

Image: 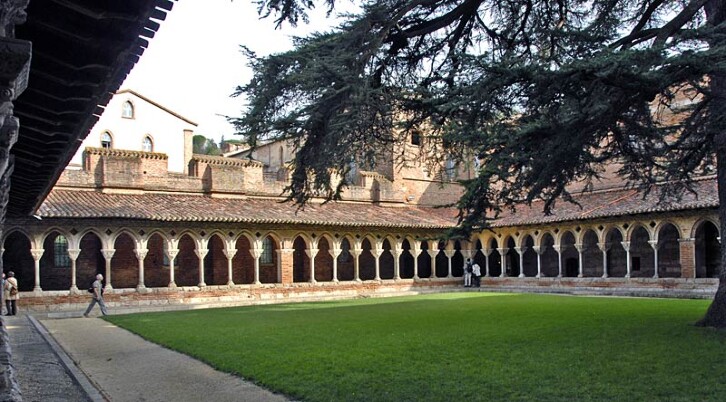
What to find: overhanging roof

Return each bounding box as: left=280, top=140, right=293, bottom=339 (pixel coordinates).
left=8, top=0, right=176, bottom=218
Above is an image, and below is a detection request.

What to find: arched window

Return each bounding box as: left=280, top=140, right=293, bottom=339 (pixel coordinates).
left=339, top=238, right=352, bottom=263
left=445, top=156, right=456, bottom=180
left=54, top=235, right=70, bottom=267
left=142, top=136, right=153, bottom=152
left=411, top=130, right=421, bottom=146
left=101, top=132, right=113, bottom=149
left=122, top=101, right=134, bottom=118
left=260, top=237, right=274, bottom=264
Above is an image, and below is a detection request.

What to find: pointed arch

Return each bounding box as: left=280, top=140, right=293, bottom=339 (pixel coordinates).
left=2, top=230, right=34, bottom=291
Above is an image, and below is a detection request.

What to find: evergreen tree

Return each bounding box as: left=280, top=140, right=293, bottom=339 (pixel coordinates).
left=234, top=0, right=726, bottom=326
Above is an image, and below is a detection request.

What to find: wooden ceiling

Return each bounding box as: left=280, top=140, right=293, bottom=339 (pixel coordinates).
left=8, top=0, right=176, bottom=217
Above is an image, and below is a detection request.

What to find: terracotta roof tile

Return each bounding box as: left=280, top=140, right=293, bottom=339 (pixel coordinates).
left=38, top=176, right=718, bottom=229
left=489, top=176, right=718, bottom=227
left=38, top=190, right=456, bottom=229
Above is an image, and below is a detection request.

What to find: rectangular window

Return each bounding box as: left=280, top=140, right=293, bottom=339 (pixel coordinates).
left=54, top=236, right=71, bottom=267
left=260, top=237, right=273, bottom=264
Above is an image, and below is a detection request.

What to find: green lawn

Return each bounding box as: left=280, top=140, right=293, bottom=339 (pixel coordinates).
left=105, top=293, right=726, bottom=401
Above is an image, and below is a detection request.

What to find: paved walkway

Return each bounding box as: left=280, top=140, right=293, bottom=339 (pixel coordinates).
left=6, top=314, right=291, bottom=402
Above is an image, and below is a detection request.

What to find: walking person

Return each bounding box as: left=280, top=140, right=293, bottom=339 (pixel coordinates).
left=84, top=274, right=108, bottom=317
left=472, top=261, right=482, bottom=287
left=464, top=258, right=473, bottom=287
left=4, top=271, right=18, bottom=316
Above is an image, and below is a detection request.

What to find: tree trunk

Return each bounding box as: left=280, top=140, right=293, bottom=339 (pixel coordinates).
left=695, top=0, right=726, bottom=328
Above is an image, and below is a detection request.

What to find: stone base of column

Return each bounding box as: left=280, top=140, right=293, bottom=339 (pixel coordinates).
left=136, top=285, right=149, bottom=293
left=519, top=273, right=525, bottom=278
left=198, top=282, right=207, bottom=288
left=168, top=282, right=177, bottom=289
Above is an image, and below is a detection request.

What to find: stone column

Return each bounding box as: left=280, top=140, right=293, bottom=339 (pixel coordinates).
left=574, top=243, right=584, bottom=278
left=621, top=241, right=631, bottom=278
left=532, top=246, right=542, bottom=278
left=351, top=248, right=362, bottom=282
left=373, top=248, right=383, bottom=281
left=514, top=247, right=526, bottom=278
left=678, top=238, right=695, bottom=278
left=166, top=248, right=179, bottom=288
left=250, top=248, right=263, bottom=285
left=223, top=248, right=237, bottom=286
left=444, top=250, right=455, bottom=278
left=329, top=247, right=342, bottom=283
left=391, top=249, right=402, bottom=280
left=597, top=242, right=610, bottom=278
left=67, top=248, right=81, bottom=292
left=552, top=245, right=563, bottom=278
left=305, top=248, right=318, bottom=283
left=100, top=248, right=115, bottom=290
left=134, top=248, right=148, bottom=291
left=648, top=240, right=660, bottom=279
left=30, top=248, right=44, bottom=292
left=427, top=249, right=438, bottom=278
left=279, top=248, right=294, bottom=285
left=497, top=248, right=509, bottom=277
left=482, top=248, right=492, bottom=277
left=194, top=248, right=208, bottom=287
left=410, top=243, right=421, bottom=280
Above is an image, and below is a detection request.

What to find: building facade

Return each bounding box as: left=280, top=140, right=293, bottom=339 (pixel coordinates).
left=2, top=93, right=721, bottom=313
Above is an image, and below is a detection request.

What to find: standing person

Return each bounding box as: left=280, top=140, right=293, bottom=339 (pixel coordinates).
left=464, top=258, right=473, bottom=287
left=472, top=262, right=482, bottom=288
left=84, top=274, right=108, bottom=317
left=4, top=271, right=18, bottom=316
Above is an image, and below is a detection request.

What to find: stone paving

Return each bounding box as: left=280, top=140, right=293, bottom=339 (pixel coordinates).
left=4, top=315, right=89, bottom=402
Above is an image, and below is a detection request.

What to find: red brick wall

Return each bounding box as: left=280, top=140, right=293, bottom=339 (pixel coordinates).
left=232, top=237, right=254, bottom=284
left=205, top=236, right=228, bottom=285
left=78, top=234, right=103, bottom=289
left=293, top=237, right=310, bottom=282
left=111, top=233, right=138, bottom=288
left=176, top=235, right=199, bottom=286
left=144, top=234, right=169, bottom=288
left=314, top=238, right=333, bottom=281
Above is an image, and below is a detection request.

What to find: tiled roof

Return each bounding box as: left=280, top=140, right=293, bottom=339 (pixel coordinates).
left=38, top=176, right=718, bottom=229
left=38, top=190, right=456, bottom=229
left=489, top=176, right=718, bottom=227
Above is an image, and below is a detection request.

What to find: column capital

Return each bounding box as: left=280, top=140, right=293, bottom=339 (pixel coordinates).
left=372, top=248, right=384, bottom=257
left=222, top=248, right=237, bottom=259
left=250, top=247, right=264, bottom=259
left=574, top=243, right=585, bottom=253
left=514, top=246, right=527, bottom=255
left=100, top=248, right=115, bottom=261
left=67, top=248, right=81, bottom=261
left=305, top=248, right=319, bottom=258
left=194, top=248, right=209, bottom=259
left=620, top=241, right=631, bottom=252
left=443, top=250, right=455, bottom=258
left=647, top=240, right=660, bottom=251
left=350, top=248, right=363, bottom=257
left=279, top=247, right=295, bottom=255
left=597, top=242, right=610, bottom=252
left=426, top=249, right=438, bottom=258
left=165, top=249, right=179, bottom=259
left=29, top=248, right=44, bottom=261
left=390, top=249, right=403, bottom=258
left=678, top=237, right=695, bottom=243
left=496, top=247, right=509, bottom=256
left=329, top=247, right=342, bottom=259
left=480, top=248, right=492, bottom=257
left=552, top=245, right=563, bottom=254
left=134, top=248, right=148, bottom=261
left=531, top=246, right=542, bottom=255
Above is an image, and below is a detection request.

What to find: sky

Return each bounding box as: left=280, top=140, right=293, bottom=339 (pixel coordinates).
left=122, top=0, right=356, bottom=143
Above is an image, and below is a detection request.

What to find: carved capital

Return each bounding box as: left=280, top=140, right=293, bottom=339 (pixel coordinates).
left=67, top=248, right=81, bottom=261
left=250, top=247, right=263, bottom=259
left=100, top=248, right=115, bottom=260
left=597, top=242, right=610, bottom=253
left=29, top=248, right=44, bottom=261
left=165, top=249, right=179, bottom=260
left=514, top=246, right=527, bottom=255
left=496, top=247, right=509, bottom=256
left=305, top=248, right=318, bottom=258
left=329, top=247, right=342, bottom=259
left=222, top=248, right=237, bottom=259
left=134, top=248, right=148, bottom=261
left=620, top=241, right=631, bottom=252
left=194, top=248, right=209, bottom=259
left=531, top=246, right=542, bottom=255
left=0, top=0, right=29, bottom=38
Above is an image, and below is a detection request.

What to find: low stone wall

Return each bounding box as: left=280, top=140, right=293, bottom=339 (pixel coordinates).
left=15, top=277, right=720, bottom=315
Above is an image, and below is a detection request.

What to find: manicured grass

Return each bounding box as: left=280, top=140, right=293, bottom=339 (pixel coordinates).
left=105, top=293, right=726, bottom=401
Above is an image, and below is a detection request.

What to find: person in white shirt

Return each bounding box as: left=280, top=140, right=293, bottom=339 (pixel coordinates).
left=472, top=262, right=482, bottom=287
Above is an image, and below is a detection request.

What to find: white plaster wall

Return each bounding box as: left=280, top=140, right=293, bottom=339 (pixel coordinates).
left=69, top=91, right=196, bottom=173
